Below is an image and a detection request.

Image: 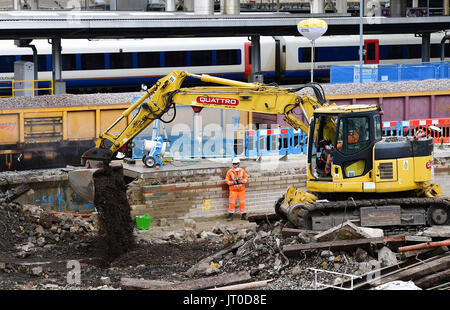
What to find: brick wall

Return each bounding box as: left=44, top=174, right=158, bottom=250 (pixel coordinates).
left=127, top=164, right=307, bottom=223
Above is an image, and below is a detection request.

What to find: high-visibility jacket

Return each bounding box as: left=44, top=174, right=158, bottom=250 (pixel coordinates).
left=225, top=167, right=248, bottom=191
left=348, top=129, right=360, bottom=144
left=325, top=153, right=332, bottom=175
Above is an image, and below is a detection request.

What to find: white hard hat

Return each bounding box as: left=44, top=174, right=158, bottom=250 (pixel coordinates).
left=232, top=157, right=240, bottom=164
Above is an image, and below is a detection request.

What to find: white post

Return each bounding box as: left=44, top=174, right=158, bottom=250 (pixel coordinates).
left=193, top=113, right=203, bottom=159
left=13, top=0, right=20, bottom=10
left=166, top=0, right=176, bottom=11
left=311, top=40, right=315, bottom=82
left=359, top=0, right=363, bottom=83
left=336, top=0, right=347, bottom=13
left=310, top=0, right=324, bottom=13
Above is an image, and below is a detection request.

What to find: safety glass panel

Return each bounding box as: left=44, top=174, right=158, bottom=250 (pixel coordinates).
left=336, top=116, right=370, bottom=155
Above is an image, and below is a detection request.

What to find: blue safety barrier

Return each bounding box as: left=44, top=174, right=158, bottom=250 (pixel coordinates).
left=288, top=129, right=308, bottom=154
left=331, top=61, right=450, bottom=84
left=244, top=128, right=308, bottom=157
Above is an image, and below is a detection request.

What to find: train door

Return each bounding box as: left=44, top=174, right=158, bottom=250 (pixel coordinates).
left=364, top=39, right=379, bottom=64
left=244, top=42, right=251, bottom=80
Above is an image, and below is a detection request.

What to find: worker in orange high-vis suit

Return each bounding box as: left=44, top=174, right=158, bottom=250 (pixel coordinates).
left=225, top=157, right=248, bottom=221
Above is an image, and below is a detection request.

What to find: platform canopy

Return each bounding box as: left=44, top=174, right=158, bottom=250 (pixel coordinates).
left=0, top=11, right=449, bottom=39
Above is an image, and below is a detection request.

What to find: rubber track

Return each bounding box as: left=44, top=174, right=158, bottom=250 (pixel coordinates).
left=302, top=197, right=450, bottom=213
left=297, top=196, right=450, bottom=232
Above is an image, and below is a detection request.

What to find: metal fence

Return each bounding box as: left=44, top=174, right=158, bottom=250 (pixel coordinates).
left=0, top=79, right=53, bottom=97
left=130, top=117, right=449, bottom=160
left=330, top=61, right=450, bottom=84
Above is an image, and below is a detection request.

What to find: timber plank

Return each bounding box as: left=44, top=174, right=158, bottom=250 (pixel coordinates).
left=283, top=236, right=405, bottom=257
left=154, top=271, right=252, bottom=290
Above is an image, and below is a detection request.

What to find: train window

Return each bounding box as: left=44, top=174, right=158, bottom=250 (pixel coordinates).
left=431, top=44, right=441, bottom=58
left=366, top=44, right=376, bottom=61
left=20, top=55, right=49, bottom=71
left=445, top=44, right=450, bottom=58
left=110, top=53, right=133, bottom=69
left=190, top=50, right=212, bottom=66
left=386, top=45, right=403, bottom=59
left=405, top=45, right=421, bottom=59
left=81, top=53, right=105, bottom=70
left=314, top=46, right=359, bottom=62
left=62, top=54, right=77, bottom=71
left=138, top=52, right=160, bottom=68
left=0, top=56, right=17, bottom=73
left=299, top=47, right=317, bottom=63
left=165, top=51, right=187, bottom=67
left=216, top=49, right=241, bottom=65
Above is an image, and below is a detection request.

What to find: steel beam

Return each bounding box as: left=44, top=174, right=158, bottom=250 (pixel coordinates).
left=422, top=32, right=431, bottom=62
left=51, top=38, right=65, bottom=94
left=248, top=35, right=264, bottom=83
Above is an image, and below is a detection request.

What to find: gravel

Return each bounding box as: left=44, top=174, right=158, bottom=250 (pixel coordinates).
left=1, top=79, right=449, bottom=110
left=314, top=78, right=450, bottom=96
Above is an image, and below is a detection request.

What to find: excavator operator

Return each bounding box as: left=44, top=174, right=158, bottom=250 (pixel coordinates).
left=317, top=139, right=333, bottom=177
left=347, top=121, right=361, bottom=144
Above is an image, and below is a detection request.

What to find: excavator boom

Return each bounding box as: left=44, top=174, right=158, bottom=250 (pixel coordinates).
left=69, top=70, right=329, bottom=202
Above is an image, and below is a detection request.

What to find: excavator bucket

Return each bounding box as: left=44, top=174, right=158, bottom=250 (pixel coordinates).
left=80, top=147, right=113, bottom=165
left=68, top=169, right=97, bottom=203
left=68, top=147, right=114, bottom=203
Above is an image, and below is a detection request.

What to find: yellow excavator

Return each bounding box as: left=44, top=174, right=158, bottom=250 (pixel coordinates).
left=68, top=70, right=449, bottom=231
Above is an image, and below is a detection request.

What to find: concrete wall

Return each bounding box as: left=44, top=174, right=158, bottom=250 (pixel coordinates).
left=0, top=173, right=94, bottom=213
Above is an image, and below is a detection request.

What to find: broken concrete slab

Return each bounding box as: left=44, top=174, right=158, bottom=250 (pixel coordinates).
left=185, top=239, right=245, bottom=277
left=313, top=220, right=383, bottom=242
left=281, top=228, right=319, bottom=238
left=404, top=236, right=432, bottom=243
left=354, top=248, right=370, bottom=262
left=377, top=246, right=399, bottom=267
left=419, top=226, right=450, bottom=238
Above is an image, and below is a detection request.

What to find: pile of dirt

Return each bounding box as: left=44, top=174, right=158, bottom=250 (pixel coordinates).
left=0, top=196, right=99, bottom=262
left=93, top=166, right=136, bottom=264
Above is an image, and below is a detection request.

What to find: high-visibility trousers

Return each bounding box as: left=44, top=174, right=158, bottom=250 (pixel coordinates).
left=228, top=190, right=245, bottom=214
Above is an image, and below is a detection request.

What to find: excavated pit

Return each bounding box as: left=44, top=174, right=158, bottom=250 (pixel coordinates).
left=93, top=165, right=136, bottom=264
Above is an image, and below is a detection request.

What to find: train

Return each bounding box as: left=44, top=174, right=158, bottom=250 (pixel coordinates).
left=0, top=33, right=449, bottom=94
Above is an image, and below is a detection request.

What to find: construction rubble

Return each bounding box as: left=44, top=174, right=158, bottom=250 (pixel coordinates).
left=1, top=185, right=449, bottom=291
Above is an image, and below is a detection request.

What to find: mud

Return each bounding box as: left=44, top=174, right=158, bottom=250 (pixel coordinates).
left=93, top=165, right=136, bottom=264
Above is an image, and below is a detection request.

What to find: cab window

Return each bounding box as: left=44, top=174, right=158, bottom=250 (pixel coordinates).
left=336, top=116, right=370, bottom=155
left=374, top=115, right=382, bottom=141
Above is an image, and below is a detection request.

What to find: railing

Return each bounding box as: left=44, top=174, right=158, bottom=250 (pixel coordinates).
left=330, top=61, right=450, bottom=84
left=0, top=79, right=54, bottom=98
left=129, top=118, right=449, bottom=160
left=243, top=118, right=449, bottom=158
left=245, top=128, right=307, bottom=157
left=382, top=118, right=450, bottom=144
left=309, top=268, right=361, bottom=290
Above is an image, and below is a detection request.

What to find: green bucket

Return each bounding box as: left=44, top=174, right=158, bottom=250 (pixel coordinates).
left=136, top=214, right=152, bottom=230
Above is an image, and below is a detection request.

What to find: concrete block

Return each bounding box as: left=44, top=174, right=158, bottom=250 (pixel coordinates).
left=313, top=220, right=384, bottom=242
left=420, top=226, right=450, bottom=238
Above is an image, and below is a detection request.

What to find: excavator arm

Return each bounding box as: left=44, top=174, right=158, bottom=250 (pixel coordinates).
left=81, top=70, right=329, bottom=164
left=70, top=70, right=330, bottom=202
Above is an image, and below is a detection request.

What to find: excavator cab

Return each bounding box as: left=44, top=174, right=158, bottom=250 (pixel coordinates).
left=307, top=105, right=383, bottom=194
